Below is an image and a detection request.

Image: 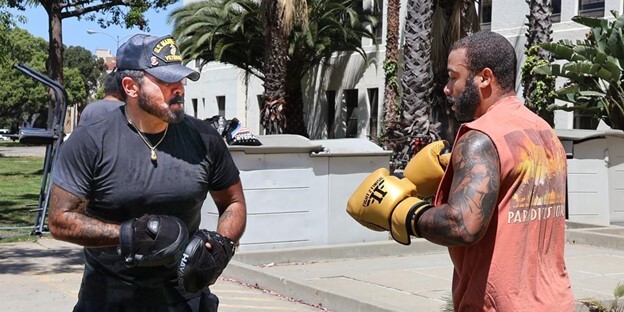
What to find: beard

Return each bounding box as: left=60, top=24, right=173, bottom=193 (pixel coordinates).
left=138, top=92, right=185, bottom=124
left=447, top=74, right=480, bottom=122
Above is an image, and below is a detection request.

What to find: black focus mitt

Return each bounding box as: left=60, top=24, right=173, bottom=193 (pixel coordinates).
left=177, top=230, right=235, bottom=293
left=119, top=214, right=188, bottom=267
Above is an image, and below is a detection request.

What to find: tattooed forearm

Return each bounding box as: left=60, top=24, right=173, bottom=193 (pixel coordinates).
left=48, top=184, right=119, bottom=247
left=216, top=203, right=247, bottom=242
left=418, top=130, right=500, bottom=246
left=211, top=178, right=247, bottom=242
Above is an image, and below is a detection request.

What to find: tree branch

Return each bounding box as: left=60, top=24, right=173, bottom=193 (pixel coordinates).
left=60, top=0, right=129, bottom=19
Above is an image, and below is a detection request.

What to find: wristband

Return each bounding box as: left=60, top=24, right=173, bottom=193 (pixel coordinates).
left=407, top=201, right=433, bottom=238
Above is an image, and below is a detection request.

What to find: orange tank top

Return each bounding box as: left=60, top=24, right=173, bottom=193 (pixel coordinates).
left=434, top=96, right=575, bottom=311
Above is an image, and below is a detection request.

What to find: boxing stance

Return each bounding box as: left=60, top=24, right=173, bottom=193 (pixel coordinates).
left=347, top=31, right=574, bottom=311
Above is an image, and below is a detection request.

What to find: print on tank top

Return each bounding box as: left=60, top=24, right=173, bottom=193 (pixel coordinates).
left=504, top=129, right=567, bottom=224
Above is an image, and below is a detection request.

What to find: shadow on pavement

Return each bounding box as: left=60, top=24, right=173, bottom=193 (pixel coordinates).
left=0, top=243, right=84, bottom=275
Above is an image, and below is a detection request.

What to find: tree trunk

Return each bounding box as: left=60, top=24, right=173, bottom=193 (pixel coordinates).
left=43, top=0, right=64, bottom=130
left=523, top=0, right=555, bottom=126
left=260, top=0, right=288, bottom=135
left=284, top=61, right=309, bottom=137
left=429, top=0, right=479, bottom=143
left=381, top=0, right=403, bottom=158
left=401, top=0, right=436, bottom=159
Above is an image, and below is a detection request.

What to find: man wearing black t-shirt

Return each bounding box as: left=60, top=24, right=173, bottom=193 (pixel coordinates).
left=48, top=34, right=247, bottom=312
left=79, top=73, right=123, bottom=125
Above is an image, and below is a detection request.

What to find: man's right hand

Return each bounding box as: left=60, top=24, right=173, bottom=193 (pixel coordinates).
left=346, top=168, right=432, bottom=245
left=404, top=140, right=451, bottom=199
left=119, top=214, right=189, bottom=267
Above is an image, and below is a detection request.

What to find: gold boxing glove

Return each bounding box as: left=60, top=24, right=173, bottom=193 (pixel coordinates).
left=347, top=168, right=433, bottom=245
left=404, top=140, right=451, bottom=199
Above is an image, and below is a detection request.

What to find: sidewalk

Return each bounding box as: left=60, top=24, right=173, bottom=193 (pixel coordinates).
left=222, top=223, right=624, bottom=312
left=0, top=238, right=322, bottom=312
left=1, top=223, right=623, bottom=312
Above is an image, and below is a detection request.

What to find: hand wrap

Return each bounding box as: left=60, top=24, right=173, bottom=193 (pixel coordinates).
left=177, top=230, right=235, bottom=292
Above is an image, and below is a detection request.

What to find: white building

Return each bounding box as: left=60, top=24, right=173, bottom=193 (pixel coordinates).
left=183, top=0, right=620, bottom=139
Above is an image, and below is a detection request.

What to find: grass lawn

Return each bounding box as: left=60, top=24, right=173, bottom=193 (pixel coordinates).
left=0, top=153, right=45, bottom=242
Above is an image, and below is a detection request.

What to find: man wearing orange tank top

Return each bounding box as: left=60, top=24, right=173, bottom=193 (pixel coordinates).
left=346, top=31, right=574, bottom=311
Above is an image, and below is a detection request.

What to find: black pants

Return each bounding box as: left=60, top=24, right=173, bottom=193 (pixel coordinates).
left=73, top=262, right=219, bottom=312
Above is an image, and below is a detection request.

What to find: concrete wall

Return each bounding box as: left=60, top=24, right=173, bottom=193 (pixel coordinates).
left=566, top=138, right=611, bottom=225
left=558, top=130, right=624, bottom=226
left=200, top=136, right=392, bottom=251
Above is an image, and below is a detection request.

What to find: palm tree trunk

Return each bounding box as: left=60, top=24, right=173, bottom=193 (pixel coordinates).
left=284, top=62, right=309, bottom=137
left=381, top=0, right=403, bottom=157
left=429, top=0, right=479, bottom=143
left=523, top=0, right=555, bottom=126
left=401, top=0, right=436, bottom=153
left=260, top=0, right=289, bottom=134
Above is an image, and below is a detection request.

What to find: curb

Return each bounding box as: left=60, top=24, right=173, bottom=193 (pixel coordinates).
left=224, top=240, right=448, bottom=312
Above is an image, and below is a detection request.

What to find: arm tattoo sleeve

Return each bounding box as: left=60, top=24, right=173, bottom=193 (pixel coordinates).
left=47, top=184, right=119, bottom=247
left=418, top=130, right=500, bottom=246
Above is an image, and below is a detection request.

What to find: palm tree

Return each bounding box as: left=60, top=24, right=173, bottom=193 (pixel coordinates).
left=399, top=0, right=435, bottom=165
left=522, top=0, right=554, bottom=126
left=397, top=0, right=479, bottom=162
left=170, top=0, right=375, bottom=136
left=380, top=0, right=403, bottom=159
left=261, top=0, right=307, bottom=135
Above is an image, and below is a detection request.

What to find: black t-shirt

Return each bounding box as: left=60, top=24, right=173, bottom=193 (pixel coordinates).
left=52, top=106, right=239, bottom=285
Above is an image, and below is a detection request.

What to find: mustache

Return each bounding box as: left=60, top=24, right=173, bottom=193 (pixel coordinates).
left=446, top=96, right=456, bottom=104
left=168, top=93, right=184, bottom=105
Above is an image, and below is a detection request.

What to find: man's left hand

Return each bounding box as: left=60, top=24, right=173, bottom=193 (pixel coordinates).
left=177, top=230, right=235, bottom=292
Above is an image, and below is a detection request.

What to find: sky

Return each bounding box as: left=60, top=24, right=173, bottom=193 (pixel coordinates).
left=10, top=2, right=183, bottom=55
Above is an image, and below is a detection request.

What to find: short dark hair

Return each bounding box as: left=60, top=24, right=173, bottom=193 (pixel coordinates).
left=103, top=73, right=119, bottom=96
left=115, top=70, right=144, bottom=101
left=450, top=31, right=517, bottom=92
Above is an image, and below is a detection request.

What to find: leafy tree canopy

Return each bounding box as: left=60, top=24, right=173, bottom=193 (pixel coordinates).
left=171, top=0, right=376, bottom=81
left=0, top=27, right=87, bottom=131
left=64, top=45, right=107, bottom=102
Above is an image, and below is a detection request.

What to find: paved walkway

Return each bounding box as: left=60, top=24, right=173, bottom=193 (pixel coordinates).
left=0, top=238, right=323, bottom=312
left=0, top=144, right=46, bottom=158
left=1, top=224, right=623, bottom=312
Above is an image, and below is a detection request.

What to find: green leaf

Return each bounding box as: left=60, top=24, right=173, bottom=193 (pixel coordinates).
left=541, top=42, right=575, bottom=60
left=532, top=64, right=555, bottom=75
left=571, top=15, right=604, bottom=28
left=578, top=90, right=606, bottom=97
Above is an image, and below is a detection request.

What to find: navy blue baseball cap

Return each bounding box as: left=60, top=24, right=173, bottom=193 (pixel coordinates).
left=116, top=34, right=200, bottom=83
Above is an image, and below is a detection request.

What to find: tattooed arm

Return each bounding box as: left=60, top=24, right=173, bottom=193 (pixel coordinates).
left=417, top=130, right=500, bottom=246
left=48, top=184, right=120, bottom=247
left=209, top=178, right=247, bottom=243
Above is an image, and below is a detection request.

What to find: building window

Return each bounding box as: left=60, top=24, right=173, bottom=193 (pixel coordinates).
left=551, top=0, right=562, bottom=23
left=344, top=89, right=358, bottom=138
left=573, top=111, right=599, bottom=129
left=367, top=88, right=379, bottom=141
left=479, top=0, right=492, bottom=30
left=326, top=91, right=336, bottom=139
left=191, top=98, right=198, bottom=118
left=216, top=96, right=226, bottom=117
left=578, top=0, right=604, bottom=17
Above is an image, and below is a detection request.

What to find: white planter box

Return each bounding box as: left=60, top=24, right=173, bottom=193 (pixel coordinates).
left=557, top=129, right=624, bottom=226
left=201, top=135, right=392, bottom=251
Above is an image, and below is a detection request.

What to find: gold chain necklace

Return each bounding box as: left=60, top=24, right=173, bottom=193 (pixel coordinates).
left=126, top=112, right=169, bottom=161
